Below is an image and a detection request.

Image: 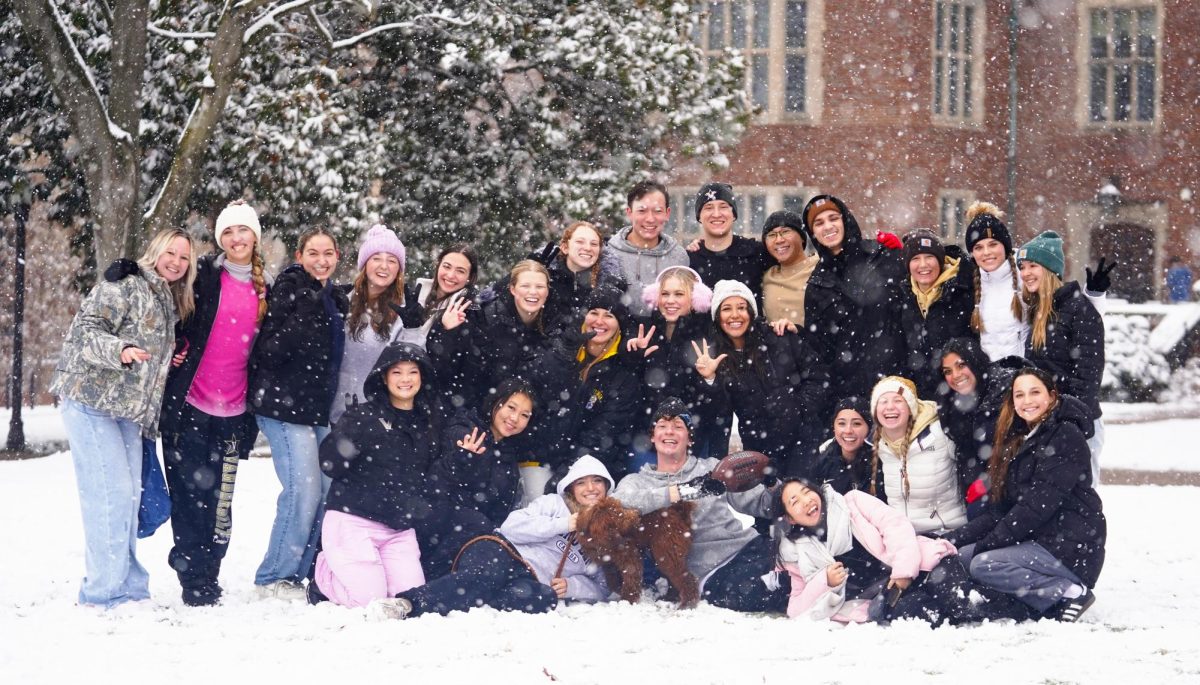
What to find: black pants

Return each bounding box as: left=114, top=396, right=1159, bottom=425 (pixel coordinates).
left=400, top=537, right=557, bottom=617
left=411, top=506, right=494, bottom=580
left=163, top=404, right=248, bottom=593
left=886, top=556, right=1034, bottom=626
left=703, top=535, right=790, bottom=613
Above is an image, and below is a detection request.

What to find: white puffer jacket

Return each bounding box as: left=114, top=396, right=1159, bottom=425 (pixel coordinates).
left=977, top=259, right=1027, bottom=361
left=876, top=404, right=965, bottom=533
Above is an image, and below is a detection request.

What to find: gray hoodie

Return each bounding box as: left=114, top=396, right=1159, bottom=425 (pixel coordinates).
left=612, top=455, right=775, bottom=587
left=607, top=227, right=690, bottom=317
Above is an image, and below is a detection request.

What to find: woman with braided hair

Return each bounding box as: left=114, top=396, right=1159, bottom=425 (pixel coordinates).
left=158, top=200, right=270, bottom=607
left=868, top=376, right=965, bottom=534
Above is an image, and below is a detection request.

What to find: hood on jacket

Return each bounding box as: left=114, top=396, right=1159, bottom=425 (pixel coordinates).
left=608, top=227, right=684, bottom=257
left=801, top=194, right=865, bottom=262
left=362, top=341, right=438, bottom=405
left=556, top=454, right=616, bottom=496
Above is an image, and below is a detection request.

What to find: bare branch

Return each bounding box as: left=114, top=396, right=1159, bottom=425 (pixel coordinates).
left=308, top=5, right=334, bottom=46
left=330, top=11, right=480, bottom=49
left=244, top=0, right=313, bottom=42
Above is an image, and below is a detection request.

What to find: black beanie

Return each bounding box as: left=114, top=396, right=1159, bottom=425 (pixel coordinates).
left=583, top=284, right=630, bottom=328
left=831, top=395, right=873, bottom=433
left=902, top=228, right=947, bottom=268
left=965, top=212, right=1013, bottom=257
left=651, top=396, right=693, bottom=434
left=695, top=182, right=738, bottom=220
left=761, top=210, right=809, bottom=248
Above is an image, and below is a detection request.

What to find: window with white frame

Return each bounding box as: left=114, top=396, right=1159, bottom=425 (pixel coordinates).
left=931, top=0, right=984, bottom=124
left=937, top=190, right=976, bottom=243
left=1079, top=2, right=1160, bottom=126
left=697, top=1, right=823, bottom=122
left=666, top=186, right=817, bottom=239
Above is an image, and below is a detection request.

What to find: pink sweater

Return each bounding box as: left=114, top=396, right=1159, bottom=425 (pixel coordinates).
left=186, top=271, right=259, bottom=417
left=780, top=489, right=958, bottom=622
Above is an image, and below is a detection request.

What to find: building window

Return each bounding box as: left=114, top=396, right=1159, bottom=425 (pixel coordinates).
left=932, top=0, right=984, bottom=124
left=1079, top=3, right=1160, bottom=126
left=698, top=1, right=824, bottom=122
left=937, top=190, right=976, bottom=243
left=667, top=186, right=817, bottom=238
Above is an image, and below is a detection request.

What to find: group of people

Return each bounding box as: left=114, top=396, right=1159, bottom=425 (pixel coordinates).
left=53, top=180, right=1109, bottom=626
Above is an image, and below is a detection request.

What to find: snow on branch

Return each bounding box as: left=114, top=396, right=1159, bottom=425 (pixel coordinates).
left=148, top=22, right=216, bottom=40
left=329, top=12, right=479, bottom=49
left=45, top=0, right=132, bottom=142
left=243, top=0, right=314, bottom=42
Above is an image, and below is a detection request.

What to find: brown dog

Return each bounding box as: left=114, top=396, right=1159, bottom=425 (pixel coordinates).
left=575, top=498, right=699, bottom=608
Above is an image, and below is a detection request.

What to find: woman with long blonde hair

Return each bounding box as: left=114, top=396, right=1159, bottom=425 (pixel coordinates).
left=52, top=227, right=196, bottom=608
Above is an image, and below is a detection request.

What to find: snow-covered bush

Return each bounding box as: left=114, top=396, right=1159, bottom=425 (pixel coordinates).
left=1101, top=314, right=1172, bottom=402
left=1160, top=358, right=1200, bottom=404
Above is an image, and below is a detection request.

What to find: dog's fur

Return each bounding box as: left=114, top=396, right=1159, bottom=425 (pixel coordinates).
left=575, top=498, right=699, bottom=608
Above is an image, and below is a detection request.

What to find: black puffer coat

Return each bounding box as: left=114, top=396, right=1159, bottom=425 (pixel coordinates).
left=430, top=407, right=533, bottom=527
left=802, top=195, right=905, bottom=400
left=248, top=264, right=348, bottom=426
left=543, top=248, right=628, bottom=332
left=936, top=338, right=1025, bottom=494
left=1024, top=282, right=1105, bottom=422
left=946, top=394, right=1106, bottom=589
left=699, top=320, right=831, bottom=476
left=811, top=439, right=878, bottom=495
left=897, top=247, right=977, bottom=396
left=320, top=342, right=446, bottom=531
left=425, top=288, right=553, bottom=413
left=627, top=310, right=710, bottom=424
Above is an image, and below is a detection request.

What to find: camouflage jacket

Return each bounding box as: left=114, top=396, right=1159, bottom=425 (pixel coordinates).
left=50, top=265, right=178, bottom=434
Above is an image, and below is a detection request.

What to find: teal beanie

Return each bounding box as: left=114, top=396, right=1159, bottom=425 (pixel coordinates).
left=1016, top=230, right=1065, bottom=278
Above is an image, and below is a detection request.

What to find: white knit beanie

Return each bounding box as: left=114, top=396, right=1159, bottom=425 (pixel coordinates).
left=710, top=279, right=758, bottom=320
left=214, top=200, right=262, bottom=242
left=870, top=375, right=919, bottom=418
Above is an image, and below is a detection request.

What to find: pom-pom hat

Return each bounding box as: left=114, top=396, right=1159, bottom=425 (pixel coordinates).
left=356, top=224, right=407, bottom=272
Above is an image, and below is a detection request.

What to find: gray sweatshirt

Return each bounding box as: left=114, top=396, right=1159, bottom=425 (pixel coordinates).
left=607, top=227, right=690, bottom=317
left=611, top=455, right=776, bottom=585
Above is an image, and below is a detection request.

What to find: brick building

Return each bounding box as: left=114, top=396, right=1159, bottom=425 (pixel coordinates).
left=665, top=0, right=1199, bottom=302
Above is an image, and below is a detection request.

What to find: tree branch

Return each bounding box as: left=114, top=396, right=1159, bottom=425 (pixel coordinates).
left=148, top=23, right=217, bottom=40
left=108, top=0, right=150, bottom=138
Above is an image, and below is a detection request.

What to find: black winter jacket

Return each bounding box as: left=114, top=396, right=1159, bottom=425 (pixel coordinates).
left=159, top=254, right=261, bottom=450
left=248, top=264, right=348, bottom=426
left=543, top=248, right=628, bottom=332
left=627, top=310, right=710, bottom=421
left=320, top=342, right=447, bottom=531
left=802, top=195, right=906, bottom=400
left=426, top=289, right=551, bottom=413
left=689, top=235, right=769, bottom=306
left=699, top=320, right=831, bottom=475
left=430, top=408, right=533, bottom=527
left=897, top=247, right=977, bottom=396
left=812, top=439, right=878, bottom=495
left=946, top=395, right=1106, bottom=589
left=1024, top=282, right=1105, bottom=422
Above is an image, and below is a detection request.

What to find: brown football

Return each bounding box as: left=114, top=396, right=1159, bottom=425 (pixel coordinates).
left=711, top=450, right=772, bottom=492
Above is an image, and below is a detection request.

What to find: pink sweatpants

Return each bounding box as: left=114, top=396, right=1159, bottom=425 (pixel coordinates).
left=313, top=510, right=425, bottom=608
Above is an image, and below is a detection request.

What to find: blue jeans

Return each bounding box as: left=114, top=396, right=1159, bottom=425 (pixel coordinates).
left=61, top=398, right=151, bottom=608
left=255, top=416, right=330, bottom=585
left=959, top=541, right=1083, bottom=614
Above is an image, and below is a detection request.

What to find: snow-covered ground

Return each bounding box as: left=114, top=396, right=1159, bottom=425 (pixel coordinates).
left=2, top=408, right=1199, bottom=683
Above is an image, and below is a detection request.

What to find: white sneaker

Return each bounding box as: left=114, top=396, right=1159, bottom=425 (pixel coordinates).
left=367, top=597, right=413, bottom=621
left=256, top=580, right=307, bottom=601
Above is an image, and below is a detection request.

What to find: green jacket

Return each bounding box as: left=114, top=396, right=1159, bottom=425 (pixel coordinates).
left=51, top=265, right=178, bottom=434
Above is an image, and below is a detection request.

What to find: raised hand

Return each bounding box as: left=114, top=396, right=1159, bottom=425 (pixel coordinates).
left=440, top=296, right=471, bottom=331
left=456, top=427, right=487, bottom=455
left=624, top=323, right=660, bottom=357
left=770, top=318, right=798, bottom=336
left=1086, top=257, right=1117, bottom=293
left=685, top=238, right=703, bottom=253
left=691, top=339, right=728, bottom=380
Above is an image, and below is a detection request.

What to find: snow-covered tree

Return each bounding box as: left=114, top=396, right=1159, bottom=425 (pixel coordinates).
left=3, top=1, right=746, bottom=274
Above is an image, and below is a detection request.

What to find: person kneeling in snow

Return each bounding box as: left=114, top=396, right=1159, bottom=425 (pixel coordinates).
left=368, top=455, right=614, bottom=619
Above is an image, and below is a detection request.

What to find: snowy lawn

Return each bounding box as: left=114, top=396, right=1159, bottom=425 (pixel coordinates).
left=2, top=413, right=1199, bottom=683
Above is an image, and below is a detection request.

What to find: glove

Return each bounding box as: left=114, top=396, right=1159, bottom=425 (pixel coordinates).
left=876, top=231, right=902, bottom=250
left=104, top=258, right=140, bottom=283
left=1085, top=257, right=1116, bottom=293
left=677, top=472, right=727, bottom=501
left=761, top=458, right=781, bottom=488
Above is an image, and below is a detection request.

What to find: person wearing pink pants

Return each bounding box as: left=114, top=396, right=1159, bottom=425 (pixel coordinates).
left=314, top=511, right=424, bottom=607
